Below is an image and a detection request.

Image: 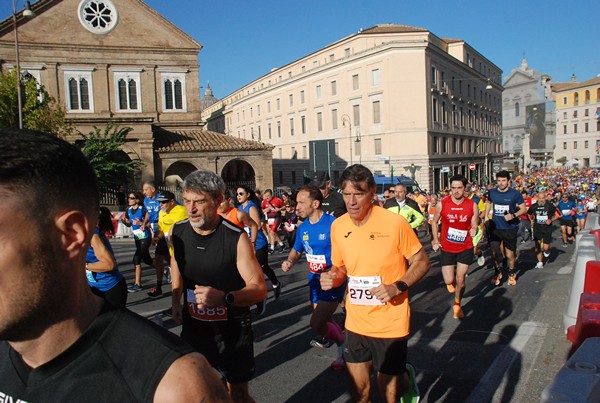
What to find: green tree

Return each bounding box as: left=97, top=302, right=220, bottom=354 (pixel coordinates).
left=0, top=70, right=72, bottom=136
left=556, top=156, right=567, bottom=165
left=80, top=123, right=144, bottom=187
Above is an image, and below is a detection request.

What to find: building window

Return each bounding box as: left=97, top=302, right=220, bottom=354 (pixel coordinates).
left=301, top=116, right=306, bottom=134
left=353, top=104, right=360, bottom=126
left=291, top=171, right=296, bottom=183
left=332, top=109, right=338, bottom=130
left=300, top=90, right=305, bottom=104
left=585, top=122, right=589, bottom=132
left=345, top=48, right=351, bottom=57
left=562, top=97, right=567, bottom=105
left=289, top=94, right=293, bottom=107
left=290, top=118, right=294, bottom=136
left=585, top=140, right=589, bottom=148
left=574, top=93, right=579, bottom=106
left=267, top=101, right=271, bottom=113
left=114, top=71, right=141, bottom=112
left=316, top=85, right=322, bottom=99
left=574, top=110, right=578, bottom=118
left=291, top=146, right=296, bottom=159
left=302, top=145, right=307, bottom=159
left=372, top=100, right=381, bottom=124
left=64, top=69, right=94, bottom=112
left=515, top=102, right=520, bottom=117
left=574, top=124, right=578, bottom=133
left=352, top=74, right=359, bottom=91
left=563, top=112, right=567, bottom=119
left=78, top=0, right=119, bottom=34
left=452, top=104, right=458, bottom=126
left=277, top=121, right=281, bottom=137
left=563, top=125, right=567, bottom=134
left=331, top=81, right=337, bottom=96
left=563, top=142, right=567, bottom=150
left=316, top=112, right=323, bottom=132
left=374, top=138, right=382, bottom=155
left=161, top=72, right=186, bottom=112
left=442, top=137, right=447, bottom=153
left=442, top=102, right=447, bottom=124
left=276, top=98, right=280, bottom=110
left=585, top=90, right=590, bottom=104
left=432, top=98, right=438, bottom=122
left=574, top=141, right=577, bottom=149
left=431, top=66, right=437, bottom=85
left=268, top=123, right=272, bottom=139
left=585, top=109, right=589, bottom=117
left=371, top=69, right=380, bottom=86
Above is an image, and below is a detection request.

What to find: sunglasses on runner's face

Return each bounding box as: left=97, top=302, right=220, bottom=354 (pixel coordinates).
left=237, top=192, right=246, bottom=196
left=128, top=196, right=136, bottom=200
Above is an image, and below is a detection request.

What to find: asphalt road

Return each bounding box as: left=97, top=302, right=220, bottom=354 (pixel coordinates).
left=112, top=224, right=577, bottom=403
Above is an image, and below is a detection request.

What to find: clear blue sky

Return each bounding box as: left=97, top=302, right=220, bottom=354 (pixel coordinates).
left=4, top=0, right=599, bottom=98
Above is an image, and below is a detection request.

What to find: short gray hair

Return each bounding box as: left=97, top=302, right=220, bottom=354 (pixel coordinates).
left=182, top=169, right=226, bottom=201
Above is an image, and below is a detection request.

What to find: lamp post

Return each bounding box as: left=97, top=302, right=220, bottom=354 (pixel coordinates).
left=341, top=114, right=352, bottom=165
left=355, top=127, right=361, bottom=164
left=12, top=0, right=35, bottom=129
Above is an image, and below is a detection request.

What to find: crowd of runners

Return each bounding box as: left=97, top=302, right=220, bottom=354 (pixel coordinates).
left=4, top=128, right=600, bottom=402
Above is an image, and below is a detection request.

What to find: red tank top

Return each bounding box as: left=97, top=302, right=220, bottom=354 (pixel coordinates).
left=440, top=196, right=475, bottom=253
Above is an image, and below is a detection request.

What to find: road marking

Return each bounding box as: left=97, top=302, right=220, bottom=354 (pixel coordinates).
left=465, top=321, right=546, bottom=403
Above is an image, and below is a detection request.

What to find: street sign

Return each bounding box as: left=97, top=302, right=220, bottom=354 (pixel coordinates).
left=469, top=163, right=476, bottom=170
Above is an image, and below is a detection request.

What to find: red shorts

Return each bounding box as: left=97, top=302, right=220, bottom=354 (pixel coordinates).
left=266, top=217, right=280, bottom=232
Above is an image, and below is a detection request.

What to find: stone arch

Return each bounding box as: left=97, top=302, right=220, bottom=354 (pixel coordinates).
left=222, top=159, right=256, bottom=192
left=164, top=161, right=198, bottom=184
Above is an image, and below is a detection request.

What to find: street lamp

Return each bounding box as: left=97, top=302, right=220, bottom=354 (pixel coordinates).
left=355, top=127, right=361, bottom=164
left=12, top=0, right=35, bottom=129
left=341, top=114, right=352, bottom=165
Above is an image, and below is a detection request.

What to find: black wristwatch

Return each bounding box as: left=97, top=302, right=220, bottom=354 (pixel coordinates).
left=224, top=292, right=235, bottom=307
left=395, top=281, right=409, bottom=293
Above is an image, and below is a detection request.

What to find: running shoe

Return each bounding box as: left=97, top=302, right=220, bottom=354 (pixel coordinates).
left=508, top=272, right=517, bottom=286
left=127, top=284, right=142, bottom=293
left=520, top=239, right=526, bottom=244
left=268, top=246, right=275, bottom=254
left=402, top=362, right=420, bottom=403
left=273, top=282, right=282, bottom=300
left=491, top=272, right=502, bottom=286
left=535, top=262, right=544, bottom=269
left=147, top=287, right=162, bottom=298
left=278, top=243, right=286, bottom=253
left=256, top=297, right=268, bottom=315
left=330, top=357, right=346, bottom=371
left=562, top=243, right=568, bottom=248
left=453, top=304, right=464, bottom=319
left=543, top=251, right=550, bottom=258
left=446, top=283, right=456, bottom=293
left=164, top=266, right=171, bottom=284
left=477, top=255, right=486, bottom=267
left=309, top=337, right=334, bottom=348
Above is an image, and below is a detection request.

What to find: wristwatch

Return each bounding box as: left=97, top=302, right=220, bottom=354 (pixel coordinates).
left=395, top=281, right=409, bottom=293
left=224, top=292, right=235, bottom=307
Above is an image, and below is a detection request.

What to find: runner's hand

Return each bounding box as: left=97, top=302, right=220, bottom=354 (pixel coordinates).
left=194, top=285, right=224, bottom=308
left=282, top=260, right=293, bottom=272
left=369, top=284, right=399, bottom=303
left=431, top=241, right=440, bottom=251
left=320, top=271, right=336, bottom=290
left=172, top=302, right=182, bottom=324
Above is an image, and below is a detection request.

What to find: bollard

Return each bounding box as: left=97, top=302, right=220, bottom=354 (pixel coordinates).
left=584, top=261, right=600, bottom=294
left=541, top=337, right=600, bottom=403
left=564, top=234, right=600, bottom=333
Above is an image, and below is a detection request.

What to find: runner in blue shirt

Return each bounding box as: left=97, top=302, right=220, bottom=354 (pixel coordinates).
left=484, top=171, right=527, bottom=286
left=282, top=185, right=346, bottom=371
left=143, top=180, right=161, bottom=236
left=557, top=193, right=577, bottom=247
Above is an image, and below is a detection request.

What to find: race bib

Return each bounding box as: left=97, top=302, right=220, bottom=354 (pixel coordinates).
left=267, top=218, right=275, bottom=225
left=561, top=209, right=572, bottom=216
left=347, top=276, right=384, bottom=306
left=132, top=228, right=147, bottom=240
left=536, top=214, right=548, bottom=224
left=494, top=204, right=510, bottom=215
left=306, top=254, right=327, bottom=273
left=186, top=289, right=227, bottom=321
left=446, top=227, right=467, bottom=243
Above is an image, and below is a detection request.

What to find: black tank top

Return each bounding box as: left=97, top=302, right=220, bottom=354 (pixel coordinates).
left=0, top=305, right=194, bottom=402
left=172, top=217, right=249, bottom=321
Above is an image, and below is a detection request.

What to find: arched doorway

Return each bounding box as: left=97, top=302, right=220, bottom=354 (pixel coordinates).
left=222, top=159, right=256, bottom=192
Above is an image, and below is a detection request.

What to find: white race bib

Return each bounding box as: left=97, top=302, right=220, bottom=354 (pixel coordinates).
left=494, top=204, right=510, bottom=215
left=348, top=276, right=384, bottom=306
left=306, top=254, right=327, bottom=273
left=561, top=209, right=572, bottom=216
left=536, top=214, right=548, bottom=224
left=132, top=228, right=147, bottom=240
left=186, top=289, right=227, bottom=321
left=267, top=218, right=275, bottom=225
left=446, top=227, right=467, bottom=243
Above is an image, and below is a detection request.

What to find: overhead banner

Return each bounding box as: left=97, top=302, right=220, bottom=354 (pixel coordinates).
left=526, top=103, right=546, bottom=150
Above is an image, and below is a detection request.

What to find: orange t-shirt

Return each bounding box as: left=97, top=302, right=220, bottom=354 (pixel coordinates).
left=331, top=206, right=423, bottom=338
left=220, top=208, right=243, bottom=229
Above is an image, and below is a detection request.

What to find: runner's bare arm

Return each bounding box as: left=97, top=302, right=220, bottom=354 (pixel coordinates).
left=470, top=202, right=479, bottom=236
left=282, top=249, right=302, bottom=272
left=86, top=233, right=117, bottom=272
left=431, top=201, right=443, bottom=249
left=236, top=209, right=258, bottom=243
left=229, top=234, right=267, bottom=306
left=154, top=352, right=231, bottom=402
left=402, top=247, right=431, bottom=287
left=484, top=199, right=493, bottom=221
left=168, top=227, right=184, bottom=323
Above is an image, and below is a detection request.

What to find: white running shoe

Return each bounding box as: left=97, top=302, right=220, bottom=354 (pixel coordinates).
left=535, top=262, right=543, bottom=269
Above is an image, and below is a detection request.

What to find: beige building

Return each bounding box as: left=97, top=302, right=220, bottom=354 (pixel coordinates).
left=203, top=24, right=503, bottom=192
left=552, top=76, right=600, bottom=167
left=0, top=0, right=273, bottom=191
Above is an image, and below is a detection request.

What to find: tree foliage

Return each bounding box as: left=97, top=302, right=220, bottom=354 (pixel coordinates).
left=556, top=156, right=567, bottom=165
left=0, top=70, right=72, bottom=136
left=79, top=123, right=144, bottom=187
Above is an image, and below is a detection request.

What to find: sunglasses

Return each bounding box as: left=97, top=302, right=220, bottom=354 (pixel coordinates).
left=128, top=196, right=137, bottom=200
left=159, top=200, right=169, bottom=204
left=237, top=192, right=246, bottom=196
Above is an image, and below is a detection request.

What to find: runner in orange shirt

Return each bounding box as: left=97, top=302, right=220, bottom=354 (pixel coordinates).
left=321, top=164, right=431, bottom=403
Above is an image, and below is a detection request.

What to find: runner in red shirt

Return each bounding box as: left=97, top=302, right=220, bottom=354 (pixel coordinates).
left=261, top=189, right=285, bottom=253
left=431, top=175, right=479, bottom=319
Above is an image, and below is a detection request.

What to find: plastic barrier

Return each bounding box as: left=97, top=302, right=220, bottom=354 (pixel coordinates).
left=567, top=293, right=600, bottom=351
left=590, top=229, right=600, bottom=245
left=541, top=337, right=600, bottom=402
left=564, top=233, right=600, bottom=332
left=584, top=212, right=600, bottom=231
left=584, top=261, right=600, bottom=294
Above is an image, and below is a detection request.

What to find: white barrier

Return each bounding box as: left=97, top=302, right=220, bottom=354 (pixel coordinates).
left=112, top=212, right=133, bottom=238
left=563, top=232, right=600, bottom=332
left=541, top=337, right=600, bottom=402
